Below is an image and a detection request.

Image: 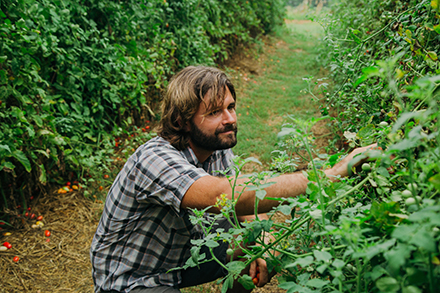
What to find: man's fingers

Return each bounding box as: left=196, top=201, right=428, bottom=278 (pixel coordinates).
left=255, top=258, right=269, bottom=286
left=249, top=260, right=257, bottom=279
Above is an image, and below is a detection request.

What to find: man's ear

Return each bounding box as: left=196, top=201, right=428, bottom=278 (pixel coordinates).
left=175, top=117, right=188, bottom=131
left=183, top=120, right=191, bottom=132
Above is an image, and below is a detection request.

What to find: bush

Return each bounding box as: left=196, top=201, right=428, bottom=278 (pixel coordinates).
left=0, top=0, right=286, bottom=224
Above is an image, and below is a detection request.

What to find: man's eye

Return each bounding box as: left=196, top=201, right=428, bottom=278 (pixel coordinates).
left=210, top=110, right=220, bottom=116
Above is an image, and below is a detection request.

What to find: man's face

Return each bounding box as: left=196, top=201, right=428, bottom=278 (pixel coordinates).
left=188, top=87, right=238, bottom=151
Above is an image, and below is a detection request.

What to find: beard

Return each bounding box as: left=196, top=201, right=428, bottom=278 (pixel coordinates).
left=189, top=120, right=238, bottom=151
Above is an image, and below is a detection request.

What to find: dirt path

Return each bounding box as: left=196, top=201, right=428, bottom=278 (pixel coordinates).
left=0, top=15, right=329, bottom=293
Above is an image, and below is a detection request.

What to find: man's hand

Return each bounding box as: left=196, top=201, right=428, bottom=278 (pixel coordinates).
left=326, top=143, right=378, bottom=180
left=249, top=258, right=270, bottom=287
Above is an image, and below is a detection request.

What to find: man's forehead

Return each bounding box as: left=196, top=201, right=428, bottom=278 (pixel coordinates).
left=200, top=86, right=234, bottom=111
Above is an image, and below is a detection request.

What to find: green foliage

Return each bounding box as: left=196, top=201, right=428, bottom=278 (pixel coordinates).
left=318, top=0, right=440, bottom=133
left=0, top=0, right=285, bottom=224
left=183, top=2, right=440, bottom=292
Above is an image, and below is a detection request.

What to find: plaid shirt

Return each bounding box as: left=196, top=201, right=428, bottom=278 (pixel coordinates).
left=90, top=136, right=234, bottom=293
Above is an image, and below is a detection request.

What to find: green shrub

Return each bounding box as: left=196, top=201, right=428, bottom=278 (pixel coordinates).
left=0, top=0, right=286, bottom=224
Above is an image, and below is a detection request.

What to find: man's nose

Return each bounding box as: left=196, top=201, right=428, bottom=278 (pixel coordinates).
left=222, top=109, right=236, bottom=125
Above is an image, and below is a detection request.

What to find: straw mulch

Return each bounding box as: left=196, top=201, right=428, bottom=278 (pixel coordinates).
left=0, top=187, right=285, bottom=293
left=0, top=190, right=102, bottom=293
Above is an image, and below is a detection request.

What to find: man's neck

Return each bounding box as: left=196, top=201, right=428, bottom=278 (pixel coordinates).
left=188, top=141, right=214, bottom=163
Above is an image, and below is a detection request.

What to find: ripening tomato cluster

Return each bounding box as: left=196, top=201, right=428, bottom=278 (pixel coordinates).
left=58, top=180, right=81, bottom=194
left=2, top=240, right=19, bottom=263
left=253, top=266, right=260, bottom=286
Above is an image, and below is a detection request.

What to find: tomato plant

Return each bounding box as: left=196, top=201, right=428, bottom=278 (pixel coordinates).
left=0, top=0, right=285, bottom=226
left=180, top=2, right=440, bottom=290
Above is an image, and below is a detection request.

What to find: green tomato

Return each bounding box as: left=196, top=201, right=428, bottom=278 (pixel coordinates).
left=401, top=190, right=412, bottom=198
left=379, top=121, right=389, bottom=127
left=407, top=183, right=418, bottom=192
left=361, top=163, right=371, bottom=171
left=226, top=248, right=234, bottom=256
left=347, top=264, right=357, bottom=273
left=405, top=198, right=416, bottom=206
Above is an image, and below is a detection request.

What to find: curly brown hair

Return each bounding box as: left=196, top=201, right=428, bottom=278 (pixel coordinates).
left=157, top=66, right=236, bottom=150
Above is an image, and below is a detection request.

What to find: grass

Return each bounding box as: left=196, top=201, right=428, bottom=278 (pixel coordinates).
left=232, top=14, right=325, bottom=167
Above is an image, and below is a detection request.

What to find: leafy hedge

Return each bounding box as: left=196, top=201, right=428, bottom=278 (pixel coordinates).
left=0, top=0, right=285, bottom=222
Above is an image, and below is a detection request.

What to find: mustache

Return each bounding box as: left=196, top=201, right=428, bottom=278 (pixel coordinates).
left=215, top=123, right=238, bottom=135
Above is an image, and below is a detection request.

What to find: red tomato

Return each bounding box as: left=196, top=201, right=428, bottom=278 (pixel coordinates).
left=13, top=256, right=19, bottom=262
left=44, top=230, right=51, bottom=237
left=37, top=215, right=43, bottom=221
left=30, top=214, right=35, bottom=219
left=27, top=207, right=31, bottom=211
left=3, top=242, right=12, bottom=249
left=25, top=212, right=29, bottom=217
left=104, top=174, right=109, bottom=179
left=66, top=182, right=71, bottom=186
left=252, top=278, right=258, bottom=285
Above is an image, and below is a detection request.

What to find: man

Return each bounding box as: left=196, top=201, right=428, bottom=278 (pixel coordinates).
left=90, top=66, right=373, bottom=293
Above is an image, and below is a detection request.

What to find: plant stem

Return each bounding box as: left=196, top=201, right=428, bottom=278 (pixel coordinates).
left=269, top=244, right=347, bottom=259
left=428, top=252, right=435, bottom=293
left=302, top=132, right=334, bottom=253
left=327, top=175, right=371, bottom=206
left=0, top=186, right=8, bottom=210
left=356, top=258, right=361, bottom=293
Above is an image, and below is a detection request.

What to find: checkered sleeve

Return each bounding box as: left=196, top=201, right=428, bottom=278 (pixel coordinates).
left=128, top=144, right=209, bottom=214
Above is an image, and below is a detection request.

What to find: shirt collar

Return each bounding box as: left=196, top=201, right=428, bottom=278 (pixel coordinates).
left=180, top=146, right=217, bottom=169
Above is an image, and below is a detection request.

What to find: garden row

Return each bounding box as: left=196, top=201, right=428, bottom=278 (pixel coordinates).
left=0, top=0, right=285, bottom=226
left=187, top=1, right=440, bottom=292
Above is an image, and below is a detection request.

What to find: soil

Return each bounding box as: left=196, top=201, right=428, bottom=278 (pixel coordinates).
left=0, top=20, right=333, bottom=293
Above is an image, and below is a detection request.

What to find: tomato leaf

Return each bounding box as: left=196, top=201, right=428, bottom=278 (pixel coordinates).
left=238, top=275, right=255, bottom=290
left=306, top=278, right=329, bottom=289
left=12, top=150, right=31, bottom=172
left=38, top=164, right=47, bottom=184
left=429, top=174, right=440, bottom=191
left=354, top=66, right=380, bottom=87
left=376, top=277, right=400, bottom=292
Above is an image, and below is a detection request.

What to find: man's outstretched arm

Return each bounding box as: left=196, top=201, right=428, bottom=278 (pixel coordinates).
left=181, top=144, right=376, bottom=215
